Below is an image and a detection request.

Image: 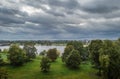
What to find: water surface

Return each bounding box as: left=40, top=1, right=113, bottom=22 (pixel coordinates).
left=0, top=45, right=65, bottom=55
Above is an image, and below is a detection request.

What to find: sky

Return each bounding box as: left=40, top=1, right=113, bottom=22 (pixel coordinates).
left=0, top=0, right=120, bottom=40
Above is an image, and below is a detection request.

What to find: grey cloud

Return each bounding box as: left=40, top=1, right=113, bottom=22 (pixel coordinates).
left=0, top=13, right=25, bottom=24
left=82, top=5, right=119, bottom=13
left=46, top=10, right=65, bottom=17
left=80, top=0, right=120, bottom=14
left=47, top=0, right=79, bottom=9
left=0, top=0, right=120, bottom=40
left=0, top=7, right=19, bottom=15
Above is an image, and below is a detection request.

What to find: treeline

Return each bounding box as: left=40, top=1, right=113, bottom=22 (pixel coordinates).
left=0, top=40, right=90, bottom=46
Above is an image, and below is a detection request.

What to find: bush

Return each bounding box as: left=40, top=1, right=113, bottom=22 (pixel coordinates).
left=2, top=49, right=8, bottom=54
left=8, top=44, right=26, bottom=66
left=47, top=48, right=59, bottom=62
left=0, top=54, right=4, bottom=66
left=39, top=50, right=47, bottom=56
left=66, top=50, right=81, bottom=69
left=40, top=57, right=51, bottom=72
left=62, top=45, right=74, bottom=62
left=23, top=44, right=37, bottom=61
left=0, top=68, right=8, bottom=79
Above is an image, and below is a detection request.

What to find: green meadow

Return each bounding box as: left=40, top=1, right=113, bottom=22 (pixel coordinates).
left=1, top=55, right=101, bottom=79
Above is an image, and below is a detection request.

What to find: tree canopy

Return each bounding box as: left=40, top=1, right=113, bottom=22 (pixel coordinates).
left=8, top=44, right=26, bottom=66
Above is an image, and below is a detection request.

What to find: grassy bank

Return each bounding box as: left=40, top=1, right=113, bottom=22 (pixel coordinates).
left=1, top=56, right=101, bottom=79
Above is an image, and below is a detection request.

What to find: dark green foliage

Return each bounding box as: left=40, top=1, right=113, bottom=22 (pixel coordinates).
left=2, top=49, right=8, bottom=54
left=8, top=44, right=26, bottom=66
left=82, top=47, right=89, bottom=61
left=67, top=41, right=83, bottom=53
left=0, top=54, right=4, bottom=66
left=0, top=68, right=8, bottom=79
left=39, top=50, right=46, bottom=56
left=62, top=45, right=74, bottom=62
left=40, top=57, right=51, bottom=72
left=23, top=43, right=37, bottom=61
left=67, top=41, right=85, bottom=60
left=62, top=42, right=82, bottom=69
left=47, top=48, right=59, bottom=62
left=89, top=40, right=103, bottom=67
left=99, top=40, right=120, bottom=79
left=66, top=50, right=81, bottom=69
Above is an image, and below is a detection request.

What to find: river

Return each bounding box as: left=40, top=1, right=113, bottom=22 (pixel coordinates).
left=0, top=45, right=65, bottom=55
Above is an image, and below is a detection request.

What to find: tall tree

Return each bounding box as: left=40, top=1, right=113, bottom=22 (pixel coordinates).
left=66, top=49, right=81, bottom=69
left=89, top=40, right=103, bottom=68
left=67, top=41, right=84, bottom=60
left=8, top=44, right=26, bottom=66
left=23, top=43, right=37, bottom=61
left=99, top=40, right=120, bottom=79
left=62, top=45, right=74, bottom=62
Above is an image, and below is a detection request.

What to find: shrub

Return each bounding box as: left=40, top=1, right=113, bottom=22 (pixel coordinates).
left=2, top=49, right=8, bottom=54
left=0, top=54, right=4, bottom=66
left=47, top=48, right=59, bottom=62
left=40, top=57, right=51, bottom=72
left=8, top=44, right=26, bottom=66
left=66, top=50, right=81, bottom=69
left=39, top=50, right=47, bottom=56
left=0, top=68, right=8, bottom=79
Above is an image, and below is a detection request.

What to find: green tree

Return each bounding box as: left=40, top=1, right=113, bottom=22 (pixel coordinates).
left=89, top=40, right=103, bottom=68
left=47, top=48, right=59, bottom=62
left=82, top=47, right=89, bottom=61
left=99, top=40, right=120, bottom=79
left=40, top=57, right=51, bottom=72
left=67, top=41, right=85, bottom=60
left=67, top=41, right=83, bottom=53
left=23, top=43, right=37, bottom=61
left=8, top=44, right=26, bottom=66
left=99, top=54, right=110, bottom=79
left=66, top=49, right=81, bottom=69
left=62, top=45, right=74, bottom=62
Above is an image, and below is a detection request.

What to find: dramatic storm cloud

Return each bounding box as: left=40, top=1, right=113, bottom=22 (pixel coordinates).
left=0, top=0, right=120, bottom=40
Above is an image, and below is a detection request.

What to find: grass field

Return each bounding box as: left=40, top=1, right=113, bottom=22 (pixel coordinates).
left=1, top=55, right=101, bottom=79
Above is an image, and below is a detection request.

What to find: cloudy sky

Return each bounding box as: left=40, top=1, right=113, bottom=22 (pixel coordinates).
left=0, top=0, right=120, bottom=40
